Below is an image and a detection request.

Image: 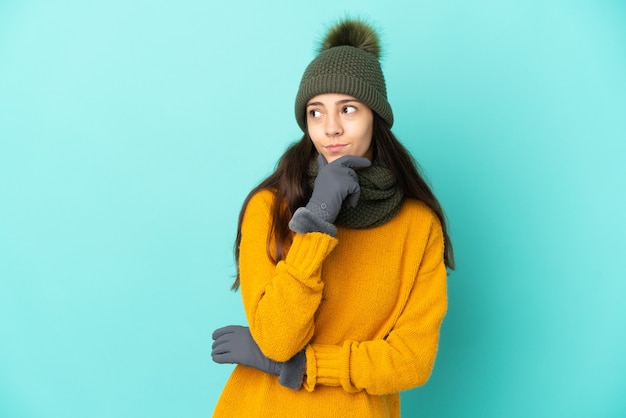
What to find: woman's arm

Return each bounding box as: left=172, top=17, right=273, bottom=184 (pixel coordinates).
left=239, top=190, right=338, bottom=362
left=303, top=218, right=448, bottom=395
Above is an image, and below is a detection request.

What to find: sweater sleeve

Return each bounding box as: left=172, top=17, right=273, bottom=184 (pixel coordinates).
left=239, top=191, right=338, bottom=362
left=302, top=217, right=448, bottom=395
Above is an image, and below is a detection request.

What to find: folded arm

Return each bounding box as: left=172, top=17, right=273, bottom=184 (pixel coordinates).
left=303, top=218, right=448, bottom=394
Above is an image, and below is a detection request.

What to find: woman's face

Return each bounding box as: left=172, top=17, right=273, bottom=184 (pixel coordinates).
left=306, top=93, right=374, bottom=164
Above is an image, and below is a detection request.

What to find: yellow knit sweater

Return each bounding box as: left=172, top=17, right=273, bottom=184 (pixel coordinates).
left=213, top=189, right=448, bottom=418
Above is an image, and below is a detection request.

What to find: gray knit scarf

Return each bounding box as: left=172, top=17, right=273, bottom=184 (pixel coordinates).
left=306, top=158, right=404, bottom=229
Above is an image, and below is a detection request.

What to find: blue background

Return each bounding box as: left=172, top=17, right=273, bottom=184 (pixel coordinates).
left=1, top=0, right=625, bottom=416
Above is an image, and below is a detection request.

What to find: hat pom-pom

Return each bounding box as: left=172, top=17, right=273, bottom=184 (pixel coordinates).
left=319, top=19, right=381, bottom=58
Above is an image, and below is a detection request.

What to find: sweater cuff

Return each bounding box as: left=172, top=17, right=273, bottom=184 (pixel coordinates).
left=303, top=343, right=358, bottom=393
left=280, top=232, right=337, bottom=288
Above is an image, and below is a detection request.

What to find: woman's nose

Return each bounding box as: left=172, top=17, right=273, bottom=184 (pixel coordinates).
left=325, top=114, right=343, bottom=137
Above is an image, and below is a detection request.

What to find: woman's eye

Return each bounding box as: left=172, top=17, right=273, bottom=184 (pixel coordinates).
left=309, top=109, right=322, bottom=118
left=343, top=105, right=356, bottom=114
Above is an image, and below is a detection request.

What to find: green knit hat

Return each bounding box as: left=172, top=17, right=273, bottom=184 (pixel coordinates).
left=295, top=19, right=394, bottom=132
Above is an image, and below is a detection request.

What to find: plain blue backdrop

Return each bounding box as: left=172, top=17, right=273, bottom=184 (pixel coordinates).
left=1, top=0, right=625, bottom=417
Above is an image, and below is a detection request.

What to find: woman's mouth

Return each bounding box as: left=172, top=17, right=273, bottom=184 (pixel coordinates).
left=325, top=144, right=347, bottom=153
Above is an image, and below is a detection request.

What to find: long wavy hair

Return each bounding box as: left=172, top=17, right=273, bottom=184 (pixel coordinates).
left=231, top=114, right=455, bottom=289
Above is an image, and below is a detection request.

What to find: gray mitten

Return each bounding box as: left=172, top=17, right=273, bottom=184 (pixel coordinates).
left=305, top=154, right=371, bottom=224
left=212, top=325, right=281, bottom=374
left=212, top=325, right=306, bottom=390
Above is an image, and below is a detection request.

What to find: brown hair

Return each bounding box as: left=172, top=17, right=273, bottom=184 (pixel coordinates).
left=231, top=115, right=455, bottom=289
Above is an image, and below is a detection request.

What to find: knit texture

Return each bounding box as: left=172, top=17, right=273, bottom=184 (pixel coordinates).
left=306, top=158, right=403, bottom=229
left=295, top=21, right=393, bottom=131
left=212, top=189, right=448, bottom=417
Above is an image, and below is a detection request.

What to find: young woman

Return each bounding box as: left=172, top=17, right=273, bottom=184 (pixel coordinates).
left=211, top=19, right=454, bottom=418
